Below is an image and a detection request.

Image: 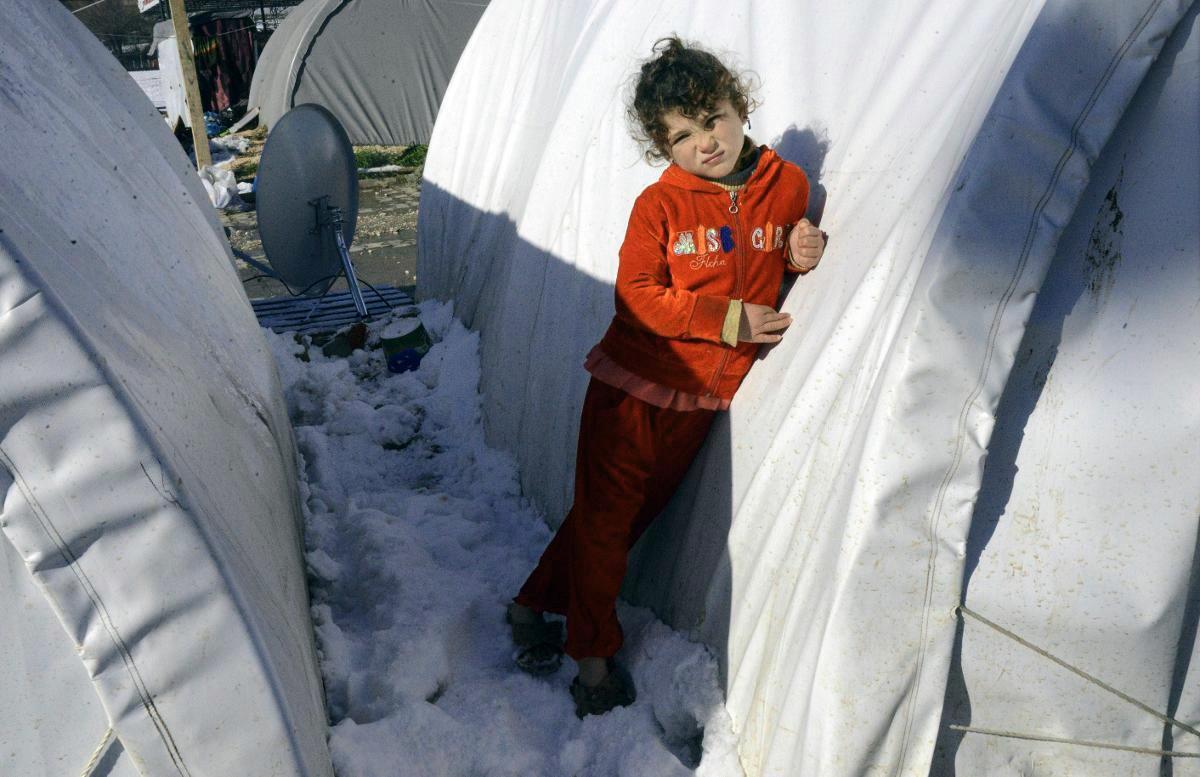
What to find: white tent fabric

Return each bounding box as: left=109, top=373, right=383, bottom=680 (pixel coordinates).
left=154, top=37, right=191, bottom=129
left=247, top=0, right=489, bottom=146
left=0, top=3, right=331, bottom=776
left=933, top=6, right=1200, bottom=774
left=417, top=1, right=1197, bottom=774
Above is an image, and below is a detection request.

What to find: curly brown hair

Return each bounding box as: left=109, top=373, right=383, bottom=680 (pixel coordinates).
left=628, top=36, right=758, bottom=163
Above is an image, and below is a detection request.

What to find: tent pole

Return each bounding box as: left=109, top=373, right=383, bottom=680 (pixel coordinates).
left=167, top=0, right=211, bottom=169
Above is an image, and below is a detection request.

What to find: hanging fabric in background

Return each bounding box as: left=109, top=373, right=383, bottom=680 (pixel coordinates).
left=149, top=11, right=256, bottom=116
left=190, top=13, right=256, bottom=113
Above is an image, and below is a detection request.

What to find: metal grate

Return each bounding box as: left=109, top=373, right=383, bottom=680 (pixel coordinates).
left=250, top=286, right=413, bottom=334
left=181, top=1, right=305, bottom=14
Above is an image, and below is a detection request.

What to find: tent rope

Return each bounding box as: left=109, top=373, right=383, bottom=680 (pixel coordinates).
left=80, top=727, right=115, bottom=777
left=948, top=725, right=1199, bottom=758
left=958, top=605, right=1200, bottom=740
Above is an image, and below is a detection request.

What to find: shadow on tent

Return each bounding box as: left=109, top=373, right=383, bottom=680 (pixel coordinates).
left=420, top=126, right=829, bottom=766
left=622, top=125, right=830, bottom=705
left=931, top=5, right=1200, bottom=774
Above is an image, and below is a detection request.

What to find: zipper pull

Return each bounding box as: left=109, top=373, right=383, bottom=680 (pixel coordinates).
left=728, top=191, right=739, bottom=214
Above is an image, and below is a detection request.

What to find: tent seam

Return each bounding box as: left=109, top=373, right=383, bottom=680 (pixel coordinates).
left=895, top=0, right=1169, bottom=770
left=0, top=447, right=192, bottom=777
left=0, top=232, right=321, bottom=775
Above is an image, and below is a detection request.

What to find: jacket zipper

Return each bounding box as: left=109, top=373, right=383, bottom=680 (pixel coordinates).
left=705, top=190, right=743, bottom=397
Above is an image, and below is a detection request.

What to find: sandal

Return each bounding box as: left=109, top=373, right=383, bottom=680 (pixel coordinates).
left=505, top=604, right=564, bottom=647
left=516, top=640, right=565, bottom=676
left=570, top=660, right=636, bottom=718
left=506, top=604, right=564, bottom=676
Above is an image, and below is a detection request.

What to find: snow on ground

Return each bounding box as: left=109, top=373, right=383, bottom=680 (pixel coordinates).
left=266, top=301, right=745, bottom=777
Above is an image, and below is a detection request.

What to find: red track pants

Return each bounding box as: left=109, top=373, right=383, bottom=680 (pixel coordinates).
left=515, top=378, right=717, bottom=659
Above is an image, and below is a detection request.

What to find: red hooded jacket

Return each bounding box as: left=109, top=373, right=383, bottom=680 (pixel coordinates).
left=594, top=146, right=809, bottom=401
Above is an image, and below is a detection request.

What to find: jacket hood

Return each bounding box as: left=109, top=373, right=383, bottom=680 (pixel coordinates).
left=660, top=144, right=783, bottom=193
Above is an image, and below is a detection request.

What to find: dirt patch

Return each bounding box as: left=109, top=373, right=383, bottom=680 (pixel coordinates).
left=219, top=136, right=422, bottom=300
left=1084, top=165, right=1125, bottom=302
left=227, top=126, right=267, bottom=182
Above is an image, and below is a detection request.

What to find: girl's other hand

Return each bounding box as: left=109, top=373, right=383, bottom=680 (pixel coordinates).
left=739, top=302, right=792, bottom=343
left=787, top=219, right=825, bottom=271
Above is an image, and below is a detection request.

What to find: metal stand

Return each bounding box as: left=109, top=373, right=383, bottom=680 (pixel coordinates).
left=309, top=195, right=368, bottom=319
left=331, top=207, right=368, bottom=319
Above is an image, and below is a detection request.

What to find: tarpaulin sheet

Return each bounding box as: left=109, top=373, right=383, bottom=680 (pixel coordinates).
left=417, top=0, right=1196, bottom=774
left=0, top=3, right=332, bottom=776
left=248, top=0, right=489, bottom=145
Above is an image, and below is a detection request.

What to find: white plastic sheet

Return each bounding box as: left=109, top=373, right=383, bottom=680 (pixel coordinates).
left=199, top=165, right=248, bottom=210
left=0, top=4, right=331, bottom=776
left=418, top=1, right=1195, bottom=774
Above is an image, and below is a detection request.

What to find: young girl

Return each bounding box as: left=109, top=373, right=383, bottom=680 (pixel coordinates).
left=507, top=36, right=825, bottom=717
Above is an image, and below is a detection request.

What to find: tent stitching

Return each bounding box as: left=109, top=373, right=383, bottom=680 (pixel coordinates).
left=0, top=447, right=192, bottom=777
left=894, top=0, right=1169, bottom=770
left=2, top=220, right=321, bottom=775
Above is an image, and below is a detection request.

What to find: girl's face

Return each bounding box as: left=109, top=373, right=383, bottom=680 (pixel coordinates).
left=662, top=98, right=746, bottom=179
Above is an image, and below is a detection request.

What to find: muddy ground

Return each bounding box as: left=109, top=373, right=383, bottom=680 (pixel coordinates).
left=220, top=169, right=422, bottom=301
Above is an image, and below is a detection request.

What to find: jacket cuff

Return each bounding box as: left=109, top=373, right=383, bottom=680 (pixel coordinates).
left=690, top=294, right=732, bottom=342
left=721, top=299, right=742, bottom=346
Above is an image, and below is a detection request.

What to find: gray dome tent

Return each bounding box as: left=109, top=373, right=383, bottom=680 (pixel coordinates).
left=247, top=0, right=489, bottom=146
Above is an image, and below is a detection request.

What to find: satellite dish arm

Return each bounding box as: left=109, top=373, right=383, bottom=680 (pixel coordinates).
left=331, top=207, right=368, bottom=319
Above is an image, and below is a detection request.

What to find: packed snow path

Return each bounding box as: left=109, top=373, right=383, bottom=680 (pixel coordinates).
left=267, top=302, right=744, bottom=777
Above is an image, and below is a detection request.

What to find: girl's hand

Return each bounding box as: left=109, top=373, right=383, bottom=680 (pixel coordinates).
left=787, top=219, right=825, bottom=271
left=739, top=302, right=792, bottom=343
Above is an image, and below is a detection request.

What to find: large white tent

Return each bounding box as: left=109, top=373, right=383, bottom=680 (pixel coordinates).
left=247, top=0, right=490, bottom=146
left=0, top=3, right=332, bottom=776
left=418, top=1, right=1200, bottom=775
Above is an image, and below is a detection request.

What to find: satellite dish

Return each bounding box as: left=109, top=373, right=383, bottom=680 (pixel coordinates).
left=255, top=103, right=364, bottom=312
